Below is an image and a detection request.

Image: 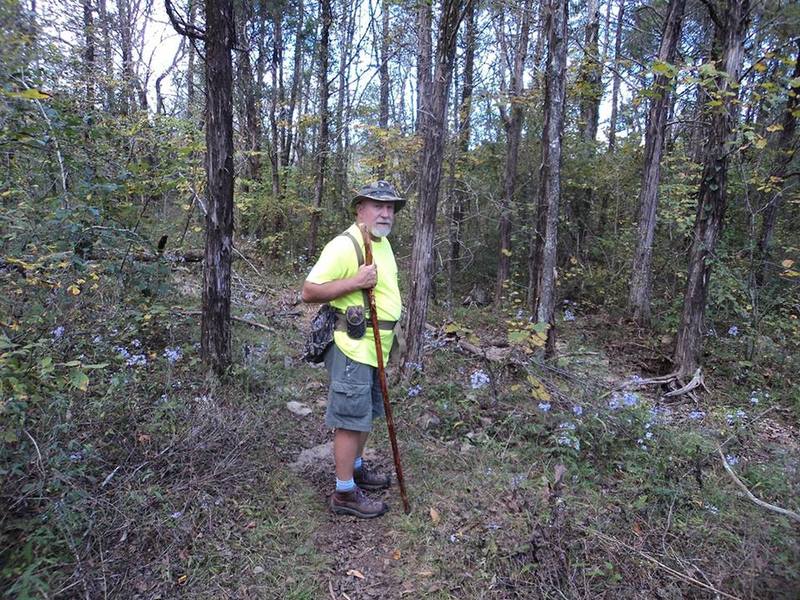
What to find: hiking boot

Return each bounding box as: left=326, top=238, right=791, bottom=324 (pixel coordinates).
left=354, top=464, right=391, bottom=491
left=329, top=487, right=388, bottom=518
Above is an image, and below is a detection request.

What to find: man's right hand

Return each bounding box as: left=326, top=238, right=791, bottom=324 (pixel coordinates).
left=355, top=264, right=377, bottom=289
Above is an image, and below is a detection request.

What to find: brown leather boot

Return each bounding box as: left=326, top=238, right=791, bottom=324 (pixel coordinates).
left=354, top=464, right=391, bottom=491
left=329, top=487, right=388, bottom=518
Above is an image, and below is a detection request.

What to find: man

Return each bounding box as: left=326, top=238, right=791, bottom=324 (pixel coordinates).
left=301, top=181, right=405, bottom=518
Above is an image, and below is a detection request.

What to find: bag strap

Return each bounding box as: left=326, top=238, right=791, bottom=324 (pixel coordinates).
left=340, top=230, right=370, bottom=311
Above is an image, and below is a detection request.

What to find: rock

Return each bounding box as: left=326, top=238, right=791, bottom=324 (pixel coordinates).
left=418, top=412, right=441, bottom=429
left=253, top=566, right=264, bottom=575
left=286, top=401, right=312, bottom=417
left=289, top=442, right=380, bottom=472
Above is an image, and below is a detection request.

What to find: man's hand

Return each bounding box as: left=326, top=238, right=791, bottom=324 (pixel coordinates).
left=355, top=264, right=377, bottom=289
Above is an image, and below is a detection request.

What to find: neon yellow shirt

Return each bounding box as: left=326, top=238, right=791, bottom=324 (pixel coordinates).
left=305, top=223, right=402, bottom=367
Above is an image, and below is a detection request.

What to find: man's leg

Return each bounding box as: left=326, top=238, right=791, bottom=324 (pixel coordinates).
left=334, top=428, right=362, bottom=482
left=353, top=430, right=390, bottom=490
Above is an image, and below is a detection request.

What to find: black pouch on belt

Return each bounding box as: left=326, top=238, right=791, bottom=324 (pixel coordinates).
left=345, top=306, right=366, bottom=339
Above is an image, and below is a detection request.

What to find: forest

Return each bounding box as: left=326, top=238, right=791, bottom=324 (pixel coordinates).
left=1, top=0, right=799, bottom=597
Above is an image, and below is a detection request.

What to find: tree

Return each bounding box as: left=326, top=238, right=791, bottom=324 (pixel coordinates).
left=673, top=0, right=750, bottom=378
left=167, top=0, right=236, bottom=376
left=307, top=0, right=332, bottom=258
left=527, top=0, right=568, bottom=356
left=404, top=0, right=470, bottom=370
left=628, top=0, right=686, bottom=327
left=494, top=0, right=532, bottom=304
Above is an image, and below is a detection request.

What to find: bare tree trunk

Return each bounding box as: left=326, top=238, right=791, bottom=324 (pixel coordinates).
left=334, top=0, right=356, bottom=207
left=98, top=0, right=113, bottom=110
left=449, top=0, right=475, bottom=271
left=377, top=0, right=391, bottom=178
left=187, top=0, right=197, bottom=117
left=268, top=4, right=282, bottom=198
left=236, top=4, right=261, bottom=186
left=528, top=0, right=568, bottom=357
left=308, top=0, right=332, bottom=259
left=202, top=0, right=235, bottom=377
left=156, top=40, right=185, bottom=115
left=404, top=0, right=468, bottom=370
left=573, top=0, right=602, bottom=256
left=673, top=0, right=750, bottom=378
left=116, top=0, right=136, bottom=114
left=755, top=37, right=800, bottom=286
left=416, top=0, right=432, bottom=134
left=495, top=0, right=532, bottom=304
left=606, top=0, right=624, bottom=152
left=82, top=0, right=95, bottom=105
left=282, top=0, right=304, bottom=190
left=628, top=0, right=686, bottom=327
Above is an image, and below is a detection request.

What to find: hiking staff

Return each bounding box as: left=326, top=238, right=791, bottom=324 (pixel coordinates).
left=359, top=222, right=410, bottom=514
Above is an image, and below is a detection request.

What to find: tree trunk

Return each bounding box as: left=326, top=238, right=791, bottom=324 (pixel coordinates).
left=755, top=38, right=799, bottom=286
left=334, top=0, right=356, bottom=207
left=673, top=0, right=750, bottom=378
left=201, top=0, right=236, bottom=377
left=282, top=0, right=304, bottom=188
left=308, top=0, right=332, bottom=259
left=416, top=0, right=432, bottom=134
left=628, top=0, right=686, bottom=327
left=528, top=0, right=568, bottom=357
left=82, top=0, right=95, bottom=105
left=187, top=0, right=197, bottom=117
left=449, top=0, right=475, bottom=271
left=377, top=0, right=391, bottom=178
left=98, top=0, right=113, bottom=111
left=116, top=0, right=136, bottom=114
left=572, top=0, right=602, bottom=256
left=495, top=0, right=532, bottom=304
left=237, top=5, right=261, bottom=185
left=404, top=0, right=468, bottom=370
left=268, top=5, right=282, bottom=198
left=607, top=0, right=624, bottom=152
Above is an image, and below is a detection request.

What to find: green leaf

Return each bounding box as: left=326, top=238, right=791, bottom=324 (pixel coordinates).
left=70, top=369, right=89, bottom=392
left=5, top=88, right=52, bottom=100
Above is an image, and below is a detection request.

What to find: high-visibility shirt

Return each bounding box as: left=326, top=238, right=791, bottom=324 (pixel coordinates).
left=305, top=223, right=401, bottom=367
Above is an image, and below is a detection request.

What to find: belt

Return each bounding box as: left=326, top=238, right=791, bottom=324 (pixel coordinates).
left=332, top=309, right=396, bottom=331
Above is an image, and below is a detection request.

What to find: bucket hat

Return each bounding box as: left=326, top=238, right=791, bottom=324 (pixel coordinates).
left=351, top=180, right=406, bottom=213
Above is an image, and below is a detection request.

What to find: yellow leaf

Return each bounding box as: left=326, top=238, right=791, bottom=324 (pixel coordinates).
left=430, top=507, right=440, bottom=525
left=177, top=574, right=188, bottom=586
left=783, top=269, right=800, bottom=277
left=754, top=137, right=768, bottom=149
left=501, top=248, right=512, bottom=257
left=766, top=123, right=784, bottom=132
left=569, top=256, right=577, bottom=265
left=67, top=284, right=81, bottom=296
left=781, top=259, right=794, bottom=268
left=346, top=569, right=365, bottom=580
left=754, top=62, right=767, bottom=72
left=392, top=549, right=401, bottom=560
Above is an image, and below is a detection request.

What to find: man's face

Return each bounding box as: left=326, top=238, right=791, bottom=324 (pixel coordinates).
left=356, top=199, right=395, bottom=238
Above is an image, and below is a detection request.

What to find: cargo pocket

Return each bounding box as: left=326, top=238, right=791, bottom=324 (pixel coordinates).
left=330, top=380, right=371, bottom=419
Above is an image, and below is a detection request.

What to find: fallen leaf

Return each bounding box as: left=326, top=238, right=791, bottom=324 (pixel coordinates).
left=417, top=570, right=434, bottom=577
left=244, top=521, right=256, bottom=529
left=346, top=569, right=365, bottom=579
left=392, top=549, right=401, bottom=560
left=430, top=507, right=440, bottom=525
left=177, top=574, right=188, bottom=586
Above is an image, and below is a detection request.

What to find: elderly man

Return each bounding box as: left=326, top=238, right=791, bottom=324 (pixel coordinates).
left=301, top=181, right=404, bottom=518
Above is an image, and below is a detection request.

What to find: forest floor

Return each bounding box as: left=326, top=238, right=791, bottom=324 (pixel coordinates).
left=4, top=254, right=800, bottom=599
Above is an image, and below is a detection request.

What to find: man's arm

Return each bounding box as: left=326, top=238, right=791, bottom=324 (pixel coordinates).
left=301, top=264, right=378, bottom=303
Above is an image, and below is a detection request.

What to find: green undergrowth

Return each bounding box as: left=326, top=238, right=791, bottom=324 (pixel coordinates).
left=2, top=248, right=798, bottom=598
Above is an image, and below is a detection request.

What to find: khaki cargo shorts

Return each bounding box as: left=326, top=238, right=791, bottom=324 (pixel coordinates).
left=323, top=344, right=385, bottom=432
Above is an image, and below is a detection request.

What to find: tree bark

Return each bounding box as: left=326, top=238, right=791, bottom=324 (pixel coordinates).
left=236, top=4, right=261, bottom=185
left=607, top=0, right=624, bottom=152
left=416, top=0, right=432, bottom=134
left=308, top=0, right=332, bottom=259
left=495, top=0, right=532, bottom=304
left=527, top=0, right=568, bottom=357
left=448, top=0, right=475, bottom=272
left=377, top=0, right=391, bottom=178
left=82, top=0, right=95, bottom=105
left=282, top=0, right=304, bottom=187
left=201, top=0, right=236, bottom=377
left=268, top=3, right=282, bottom=197
left=673, top=0, right=750, bottom=378
left=755, top=37, right=800, bottom=286
left=404, top=0, right=468, bottom=370
left=187, top=0, right=197, bottom=117
left=628, top=0, right=686, bottom=327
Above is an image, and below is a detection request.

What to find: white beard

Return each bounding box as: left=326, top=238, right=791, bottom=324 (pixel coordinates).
left=371, top=223, right=393, bottom=238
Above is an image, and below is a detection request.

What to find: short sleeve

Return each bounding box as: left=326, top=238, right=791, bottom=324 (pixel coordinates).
left=305, top=236, right=354, bottom=284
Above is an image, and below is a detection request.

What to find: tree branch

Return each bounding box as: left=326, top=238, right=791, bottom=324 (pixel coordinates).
left=164, top=0, right=206, bottom=40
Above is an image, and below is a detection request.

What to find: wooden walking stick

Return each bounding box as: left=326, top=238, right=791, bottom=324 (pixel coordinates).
left=359, top=223, right=410, bottom=514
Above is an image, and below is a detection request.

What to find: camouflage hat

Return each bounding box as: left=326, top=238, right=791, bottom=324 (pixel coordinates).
left=351, top=180, right=406, bottom=213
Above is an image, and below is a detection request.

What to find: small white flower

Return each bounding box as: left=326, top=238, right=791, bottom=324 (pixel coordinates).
left=725, top=454, right=739, bottom=466
left=407, top=384, right=422, bottom=398
left=688, top=410, right=705, bottom=421
left=728, top=325, right=739, bottom=337
left=623, top=391, right=639, bottom=407
left=572, top=405, right=583, bottom=416
left=470, top=369, right=490, bottom=389
left=163, top=347, right=182, bottom=364
left=52, top=326, right=65, bottom=339
left=538, top=402, right=551, bottom=412
left=126, top=354, right=147, bottom=367
left=563, top=309, right=576, bottom=322
left=131, top=338, right=141, bottom=348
